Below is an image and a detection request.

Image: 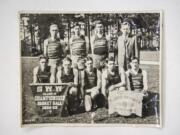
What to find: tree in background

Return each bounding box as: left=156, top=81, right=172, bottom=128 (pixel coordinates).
left=20, top=13, right=160, bottom=56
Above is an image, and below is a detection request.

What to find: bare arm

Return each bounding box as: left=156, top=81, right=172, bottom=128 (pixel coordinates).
left=90, top=36, right=95, bottom=55
left=101, top=70, right=108, bottom=97
left=85, top=36, right=89, bottom=54
left=49, top=65, right=56, bottom=83
left=56, top=68, right=62, bottom=83
left=73, top=68, right=79, bottom=86
left=80, top=70, right=85, bottom=98
left=113, top=68, right=126, bottom=89
left=33, top=67, right=38, bottom=83
left=125, top=70, right=131, bottom=91
left=96, top=69, right=102, bottom=90
left=43, top=39, right=48, bottom=56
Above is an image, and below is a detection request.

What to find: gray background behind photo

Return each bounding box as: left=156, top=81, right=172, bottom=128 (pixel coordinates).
left=0, top=0, right=179, bottom=135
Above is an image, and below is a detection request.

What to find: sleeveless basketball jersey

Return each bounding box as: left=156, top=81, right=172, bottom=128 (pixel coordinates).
left=84, top=68, right=97, bottom=90
left=129, top=69, right=143, bottom=91
left=60, top=68, right=74, bottom=83
left=71, top=36, right=86, bottom=56
left=93, top=35, right=108, bottom=55
left=107, top=67, right=121, bottom=86
left=37, top=66, right=51, bottom=83
left=47, top=38, right=62, bottom=59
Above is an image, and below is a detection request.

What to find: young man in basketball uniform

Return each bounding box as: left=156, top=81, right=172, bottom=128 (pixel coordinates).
left=44, top=24, right=63, bottom=83
left=126, top=57, right=148, bottom=116
left=69, top=23, right=86, bottom=68
left=81, top=56, right=102, bottom=112
left=56, top=57, right=79, bottom=114
left=33, top=55, right=51, bottom=83
left=101, top=57, right=126, bottom=101
left=91, top=20, right=108, bottom=70
left=126, top=57, right=148, bottom=94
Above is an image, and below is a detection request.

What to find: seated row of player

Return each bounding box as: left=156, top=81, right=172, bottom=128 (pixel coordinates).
left=33, top=55, right=148, bottom=113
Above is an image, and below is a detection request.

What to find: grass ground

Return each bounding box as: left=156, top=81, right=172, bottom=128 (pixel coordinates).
left=21, top=51, right=160, bottom=125
left=140, top=50, right=159, bottom=62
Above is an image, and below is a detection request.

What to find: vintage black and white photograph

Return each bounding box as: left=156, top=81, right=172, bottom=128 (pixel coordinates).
left=20, top=12, right=162, bottom=127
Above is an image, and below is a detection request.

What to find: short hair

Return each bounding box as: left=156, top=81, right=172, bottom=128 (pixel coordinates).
left=63, top=57, right=72, bottom=63
left=85, top=56, right=93, bottom=62
left=39, top=55, right=48, bottom=61
left=73, top=22, right=80, bottom=28
left=77, top=57, right=85, bottom=63
left=95, top=20, right=103, bottom=27
left=121, top=21, right=131, bottom=28
left=107, top=56, right=115, bottom=62
left=50, top=23, right=58, bottom=30
left=130, top=57, right=139, bottom=63
left=34, top=25, right=40, bottom=32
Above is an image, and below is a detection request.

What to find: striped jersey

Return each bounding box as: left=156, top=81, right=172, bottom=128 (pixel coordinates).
left=128, top=68, right=143, bottom=91
left=93, top=35, right=108, bottom=55
left=46, top=38, right=62, bottom=59
left=84, top=68, right=97, bottom=90
left=71, top=36, right=86, bottom=56
left=107, top=67, right=121, bottom=86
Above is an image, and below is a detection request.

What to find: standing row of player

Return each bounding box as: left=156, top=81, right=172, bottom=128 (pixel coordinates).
left=43, top=20, right=139, bottom=70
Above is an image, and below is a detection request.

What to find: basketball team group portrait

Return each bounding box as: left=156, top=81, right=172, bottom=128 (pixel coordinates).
left=20, top=12, right=162, bottom=126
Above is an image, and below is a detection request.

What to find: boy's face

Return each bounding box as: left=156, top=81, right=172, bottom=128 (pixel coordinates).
left=50, top=25, right=58, bottom=38
left=86, top=60, right=93, bottom=71
left=77, top=59, right=85, bottom=70
left=96, top=23, right=103, bottom=34
left=107, top=61, right=115, bottom=71
left=39, top=58, right=48, bottom=69
left=34, top=29, right=40, bottom=37
left=80, top=22, right=85, bottom=29
left=130, top=59, right=139, bottom=70
left=64, top=31, right=68, bottom=38
left=80, top=29, right=85, bottom=36
left=63, top=60, right=71, bottom=72
left=74, top=26, right=80, bottom=35
left=121, top=25, right=130, bottom=36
